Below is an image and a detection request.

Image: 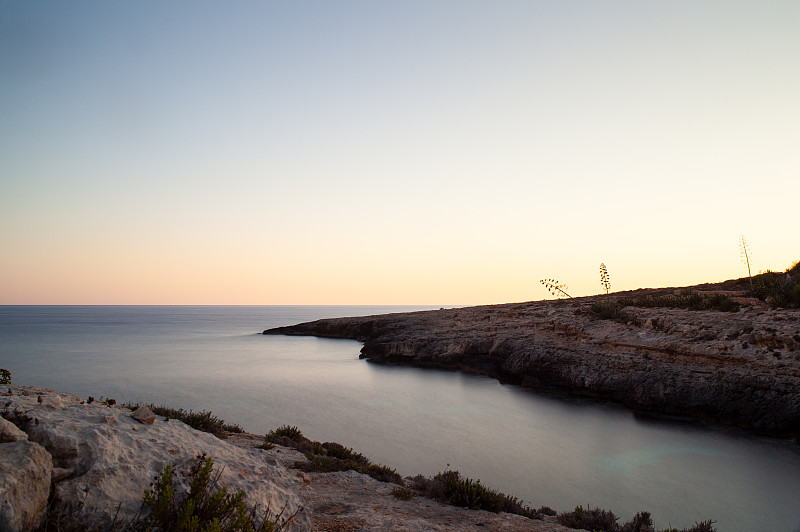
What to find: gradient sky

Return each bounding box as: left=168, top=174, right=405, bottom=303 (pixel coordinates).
left=1, top=1, right=798, bottom=305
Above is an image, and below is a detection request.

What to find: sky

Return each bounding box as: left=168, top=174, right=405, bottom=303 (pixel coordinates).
left=1, top=1, right=798, bottom=305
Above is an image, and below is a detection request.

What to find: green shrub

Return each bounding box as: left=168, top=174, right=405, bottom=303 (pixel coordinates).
left=266, top=426, right=403, bottom=485
left=0, top=368, right=11, bottom=384
left=292, top=455, right=403, bottom=485
left=293, top=456, right=350, bottom=474
left=658, top=520, right=716, bottom=532
left=136, top=455, right=298, bottom=532
left=263, top=426, right=316, bottom=454
left=558, top=504, right=619, bottom=531
left=359, top=464, right=403, bottom=484
left=748, top=270, right=800, bottom=308
left=266, top=425, right=304, bottom=442
left=433, top=470, right=537, bottom=518
left=621, top=511, right=653, bottom=532
left=321, top=442, right=369, bottom=465
left=558, top=505, right=714, bottom=532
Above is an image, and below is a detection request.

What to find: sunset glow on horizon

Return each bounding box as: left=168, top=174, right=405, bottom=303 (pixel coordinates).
left=2, top=1, right=798, bottom=305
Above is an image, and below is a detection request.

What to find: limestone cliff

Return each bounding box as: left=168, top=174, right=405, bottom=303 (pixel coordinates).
left=264, top=290, right=800, bottom=439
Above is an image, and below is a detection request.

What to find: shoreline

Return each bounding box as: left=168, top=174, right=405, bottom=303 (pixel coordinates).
left=264, top=287, right=800, bottom=441
left=2, top=383, right=730, bottom=532
left=0, top=383, right=583, bottom=531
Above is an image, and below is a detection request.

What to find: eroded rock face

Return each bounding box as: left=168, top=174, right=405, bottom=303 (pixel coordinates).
left=265, top=293, right=800, bottom=438
left=1, top=385, right=308, bottom=531
left=0, top=439, right=52, bottom=532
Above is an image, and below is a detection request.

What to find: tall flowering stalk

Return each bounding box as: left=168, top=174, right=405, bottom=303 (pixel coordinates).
left=540, top=279, right=572, bottom=299
left=739, top=235, right=753, bottom=289
left=599, top=263, right=611, bottom=295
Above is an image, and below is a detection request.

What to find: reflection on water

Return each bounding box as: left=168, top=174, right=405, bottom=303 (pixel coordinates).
left=598, top=445, right=731, bottom=477
left=1, top=306, right=799, bottom=532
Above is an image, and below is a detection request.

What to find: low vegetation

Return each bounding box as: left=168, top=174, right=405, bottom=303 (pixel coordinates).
left=0, top=368, right=11, bottom=384
left=263, top=425, right=403, bottom=484
left=746, top=265, right=800, bottom=308
left=426, top=470, right=538, bottom=518
left=123, top=403, right=244, bottom=439
left=617, top=290, right=740, bottom=312
left=136, top=454, right=298, bottom=532
left=557, top=505, right=716, bottom=532
left=264, top=426, right=718, bottom=526
left=589, top=288, right=741, bottom=324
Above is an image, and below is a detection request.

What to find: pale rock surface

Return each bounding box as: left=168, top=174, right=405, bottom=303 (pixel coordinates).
left=0, top=439, right=52, bottom=532
left=1, top=384, right=308, bottom=530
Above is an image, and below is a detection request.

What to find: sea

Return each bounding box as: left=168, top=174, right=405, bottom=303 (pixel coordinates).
left=1, top=305, right=799, bottom=532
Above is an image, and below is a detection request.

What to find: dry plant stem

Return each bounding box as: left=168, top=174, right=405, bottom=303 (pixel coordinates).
left=740, top=235, right=753, bottom=289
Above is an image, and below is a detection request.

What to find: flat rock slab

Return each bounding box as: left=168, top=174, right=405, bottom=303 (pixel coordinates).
left=1, top=385, right=308, bottom=531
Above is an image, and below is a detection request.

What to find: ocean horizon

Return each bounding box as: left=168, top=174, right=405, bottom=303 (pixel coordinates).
left=2, top=305, right=799, bottom=532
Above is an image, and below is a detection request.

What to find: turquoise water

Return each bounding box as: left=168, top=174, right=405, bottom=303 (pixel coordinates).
left=1, top=305, right=799, bottom=532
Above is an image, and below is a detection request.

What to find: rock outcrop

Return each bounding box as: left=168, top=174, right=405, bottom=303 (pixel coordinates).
left=0, top=385, right=308, bottom=531
left=1, top=385, right=576, bottom=532
left=264, top=291, right=800, bottom=439
left=0, top=436, right=52, bottom=532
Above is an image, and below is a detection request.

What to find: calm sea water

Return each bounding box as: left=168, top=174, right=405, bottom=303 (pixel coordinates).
left=1, top=305, right=799, bottom=532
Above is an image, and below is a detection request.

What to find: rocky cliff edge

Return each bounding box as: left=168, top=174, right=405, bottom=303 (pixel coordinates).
left=264, top=290, right=800, bottom=439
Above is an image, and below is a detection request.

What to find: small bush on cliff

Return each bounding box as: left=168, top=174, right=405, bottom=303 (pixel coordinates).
left=558, top=505, right=715, bottom=532
left=747, top=269, right=800, bottom=308
left=266, top=425, right=304, bottom=442
left=658, top=520, right=717, bottom=532
left=263, top=425, right=403, bottom=484
left=292, top=453, right=403, bottom=485
left=433, top=470, right=537, bottom=517
left=0, top=368, right=11, bottom=384
left=558, top=505, right=620, bottom=531
left=136, top=454, right=299, bottom=532
left=263, top=425, right=315, bottom=454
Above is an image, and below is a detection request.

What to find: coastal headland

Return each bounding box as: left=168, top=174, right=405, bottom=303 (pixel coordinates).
left=265, top=281, right=800, bottom=440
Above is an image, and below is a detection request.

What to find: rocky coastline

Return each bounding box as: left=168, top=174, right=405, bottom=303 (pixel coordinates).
left=264, top=286, right=800, bottom=440
left=1, top=384, right=574, bottom=531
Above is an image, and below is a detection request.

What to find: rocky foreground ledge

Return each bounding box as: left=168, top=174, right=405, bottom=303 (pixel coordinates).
left=264, top=290, right=800, bottom=439
left=1, top=384, right=573, bottom=532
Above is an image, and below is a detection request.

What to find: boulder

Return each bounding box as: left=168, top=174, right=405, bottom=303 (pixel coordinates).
left=0, top=439, right=53, bottom=532
left=131, top=405, right=156, bottom=424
